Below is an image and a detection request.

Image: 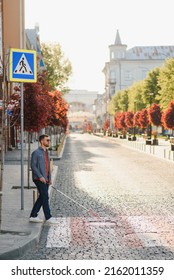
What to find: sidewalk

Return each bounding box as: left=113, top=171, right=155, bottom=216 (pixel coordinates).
left=0, top=141, right=58, bottom=260
left=94, top=133, right=174, bottom=163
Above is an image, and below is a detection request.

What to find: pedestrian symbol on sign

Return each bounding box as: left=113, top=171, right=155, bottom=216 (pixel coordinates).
left=9, top=48, right=37, bottom=83
left=13, top=54, right=33, bottom=75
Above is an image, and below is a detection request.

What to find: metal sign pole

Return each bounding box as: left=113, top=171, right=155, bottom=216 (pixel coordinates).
left=20, top=82, right=24, bottom=210
left=9, top=46, right=36, bottom=211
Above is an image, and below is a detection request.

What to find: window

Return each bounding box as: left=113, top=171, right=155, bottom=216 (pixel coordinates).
left=109, top=71, right=116, bottom=83
left=110, top=86, right=115, bottom=96
left=142, top=70, right=148, bottom=79
left=116, top=51, right=125, bottom=59
left=125, top=71, right=132, bottom=81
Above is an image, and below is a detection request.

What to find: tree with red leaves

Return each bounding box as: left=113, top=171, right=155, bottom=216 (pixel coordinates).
left=139, top=108, right=149, bottom=128
left=114, top=112, right=126, bottom=130
left=149, top=103, right=162, bottom=126
left=162, top=101, right=174, bottom=129
left=9, top=74, right=69, bottom=137
left=103, top=118, right=110, bottom=131
left=9, top=72, right=52, bottom=133
left=114, top=112, right=120, bottom=129
left=133, top=111, right=141, bottom=128
left=87, top=122, right=92, bottom=133
left=24, top=86, right=52, bottom=133
left=125, top=112, right=134, bottom=128
left=48, top=90, right=69, bottom=130
left=118, top=112, right=126, bottom=129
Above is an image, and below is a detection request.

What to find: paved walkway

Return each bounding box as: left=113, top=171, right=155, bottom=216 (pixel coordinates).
left=0, top=141, right=58, bottom=259
left=95, top=133, right=174, bottom=163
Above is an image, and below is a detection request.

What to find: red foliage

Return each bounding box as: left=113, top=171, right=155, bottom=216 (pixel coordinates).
left=103, top=118, right=110, bottom=131
left=133, top=111, right=141, bottom=127
left=8, top=72, right=52, bottom=132
left=125, top=111, right=134, bottom=128
left=48, top=90, right=69, bottom=129
left=139, top=109, right=149, bottom=128
left=87, top=122, right=92, bottom=132
left=114, top=112, right=126, bottom=129
left=114, top=112, right=120, bottom=129
left=24, top=82, right=52, bottom=132
left=118, top=112, right=126, bottom=129
left=8, top=72, right=69, bottom=132
left=149, top=103, right=162, bottom=126
left=162, top=101, right=174, bottom=129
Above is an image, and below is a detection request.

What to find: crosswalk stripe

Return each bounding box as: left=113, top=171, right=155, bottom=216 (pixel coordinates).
left=46, top=218, right=71, bottom=248
left=127, top=216, right=169, bottom=247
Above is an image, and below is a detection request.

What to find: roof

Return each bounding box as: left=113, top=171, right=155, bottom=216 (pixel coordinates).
left=112, top=30, right=174, bottom=60
left=25, top=27, right=46, bottom=70
left=126, top=45, right=174, bottom=60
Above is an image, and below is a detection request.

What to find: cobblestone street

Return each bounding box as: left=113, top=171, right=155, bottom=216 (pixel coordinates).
left=22, top=133, right=174, bottom=260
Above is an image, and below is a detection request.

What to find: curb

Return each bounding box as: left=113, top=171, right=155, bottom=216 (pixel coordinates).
left=0, top=226, right=42, bottom=260
left=50, top=135, right=67, bottom=160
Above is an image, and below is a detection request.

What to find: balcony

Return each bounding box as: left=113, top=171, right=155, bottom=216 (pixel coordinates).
left=108, top=78, right=116, bottom=84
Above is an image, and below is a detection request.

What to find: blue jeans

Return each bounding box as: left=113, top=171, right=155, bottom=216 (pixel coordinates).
left=30, top=180, right=52, bottom=220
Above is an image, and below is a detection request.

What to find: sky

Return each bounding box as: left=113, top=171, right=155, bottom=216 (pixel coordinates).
left=25, top=0, right=174, bottom=94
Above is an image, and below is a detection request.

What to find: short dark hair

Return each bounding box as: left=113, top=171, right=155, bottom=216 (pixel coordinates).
left=39, top=134, right=49, bottom=143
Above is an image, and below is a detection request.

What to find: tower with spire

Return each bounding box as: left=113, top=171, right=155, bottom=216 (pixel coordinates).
left=109, top=29, right=127, bottom=61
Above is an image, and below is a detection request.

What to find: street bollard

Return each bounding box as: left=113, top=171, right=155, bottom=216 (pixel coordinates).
left=153, top=146, right=155, bottom=154
left=50, top=158, right=54, bottom=172
left=164, top=149, right=166, bottom=159
left=33, top=190, right=39, bottom=206
left=168, top=150, right=171, bottom=160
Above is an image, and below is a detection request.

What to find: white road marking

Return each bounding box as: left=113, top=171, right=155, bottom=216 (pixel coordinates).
left=46, top=218, right=71, bottom=248
left=127, top=216, right=169, bottom=247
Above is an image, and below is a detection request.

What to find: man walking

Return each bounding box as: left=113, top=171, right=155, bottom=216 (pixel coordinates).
left=29, top=134, right=57, bottom=224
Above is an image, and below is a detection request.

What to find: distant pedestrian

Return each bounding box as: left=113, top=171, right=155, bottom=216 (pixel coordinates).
left=29, top=134, right=57, bottom=224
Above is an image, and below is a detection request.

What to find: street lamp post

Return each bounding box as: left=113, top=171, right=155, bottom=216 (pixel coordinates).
left=146, top=92, right=154, bottom=145
left=132, top=100, right=137, bottom=141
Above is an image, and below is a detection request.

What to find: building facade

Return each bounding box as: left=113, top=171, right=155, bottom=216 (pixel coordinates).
left=2, top=0, right=25, bottom=50
left=65, top=89, right=98, bottom=130
left=103, top=30, right=174, bottom=100
left=94, top=94, right=106, bottom=129
left=26, top=25, right=45, bottom=72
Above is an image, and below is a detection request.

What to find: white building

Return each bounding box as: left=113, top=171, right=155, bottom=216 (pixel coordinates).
left=103, top=30, right=174, bottom=99
left=94, top=94, right=107, bottom=129
left=65, top=89, right=98, bottom=129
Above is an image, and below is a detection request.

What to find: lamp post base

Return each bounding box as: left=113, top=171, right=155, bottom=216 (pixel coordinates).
left=146, top=139, right=152, bottom=145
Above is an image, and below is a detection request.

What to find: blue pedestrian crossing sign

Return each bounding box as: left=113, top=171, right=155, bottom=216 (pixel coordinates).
left=9, top=48, right=37, bottom=83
